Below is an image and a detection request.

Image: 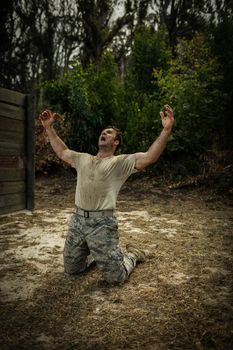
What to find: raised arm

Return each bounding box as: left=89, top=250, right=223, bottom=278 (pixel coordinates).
left=39, top=109, right=73, bottom=165
left=135, top=105, right=174, bottom=171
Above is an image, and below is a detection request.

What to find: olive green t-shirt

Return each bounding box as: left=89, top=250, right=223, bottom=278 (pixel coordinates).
left=70, top=152, right=138, bottom=210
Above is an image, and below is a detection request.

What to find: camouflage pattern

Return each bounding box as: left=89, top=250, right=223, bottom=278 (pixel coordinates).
left=63, top=213, right=136, bottom=284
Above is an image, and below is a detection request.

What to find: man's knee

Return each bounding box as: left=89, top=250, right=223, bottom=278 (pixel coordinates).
left=63, top=255, right=86, bottom=275
left=103, top=268, right=127, bottom=285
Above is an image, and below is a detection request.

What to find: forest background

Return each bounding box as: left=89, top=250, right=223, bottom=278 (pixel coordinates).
left=1, top=0, right=233, bottom=184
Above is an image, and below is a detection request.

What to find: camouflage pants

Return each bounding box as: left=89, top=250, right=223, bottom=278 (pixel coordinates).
left=63, top=213, right=136, bottom=284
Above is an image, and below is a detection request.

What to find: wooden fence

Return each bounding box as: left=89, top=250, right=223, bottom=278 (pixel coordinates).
left=0, top=87, right=35, bottom=215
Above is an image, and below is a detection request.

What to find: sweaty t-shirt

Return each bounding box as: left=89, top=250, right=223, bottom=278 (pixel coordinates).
left=70, top=152, right=138, bottom=210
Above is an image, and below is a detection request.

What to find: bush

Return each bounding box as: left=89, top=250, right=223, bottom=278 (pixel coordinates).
left=153, top=34, right=224, bottom=173
left=37, top=52, right=127, bottom=171
left=122, top=26, right=172, bottom=155
left=86, top=51, right=125, bottom=129
left=41, top=63, right=101, bottom=154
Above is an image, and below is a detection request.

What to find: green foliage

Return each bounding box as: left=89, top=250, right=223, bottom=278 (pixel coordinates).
left=39, top=31, right=227, bottom=176
left=42, top=63, right=101, bottom=154
left=209, top=4, right=233, bottom=148
left=153, top=34, right=224, bottom=172
left=122, top=25, right=172, bottom=155
left=41, top=52, right=126, bottom=154
left=86, top=51, right=125, bottom=128
left=121, top=96, right=161, bottom=154
left=127, top=26, right=172, bottom=96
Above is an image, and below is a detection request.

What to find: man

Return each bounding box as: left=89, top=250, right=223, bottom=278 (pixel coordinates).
left=40, top=105, right=174, bottom=284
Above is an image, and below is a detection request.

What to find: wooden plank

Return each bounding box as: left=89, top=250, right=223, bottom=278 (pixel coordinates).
left=0, top=142, right=25, bottom=155
left=0, top=181, right=25, bottom=195
left=0, top=102, right=25, bottom=120
left=0, top=192, right=25, bottom=208
left=0, top=88, right=26, bottom=107
left=0, top=155, right=25, bottom=169
left=0, top=116, right=24, bottom=132
left=0, top=169, right=25, bottom=182
left=26, top=94, right=35, bottom=211
left=0, top=203, right=26, bottom=215
left=0, top=130, right=25, bottom=144
left=0, top=89, right=35, bottom=214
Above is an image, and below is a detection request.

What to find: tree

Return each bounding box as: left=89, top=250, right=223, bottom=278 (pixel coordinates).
left=86, top=51, right=125, bottom=127
left=127, top=26, right=171, bottom=95
left=77, top=0, right=154, bottom=67
left=209, top=0, right=233, bottom=148
left=0, top=0, right=153, bottom=91
left=152, top=0, right=213, bottom=54
left=153, top=34, right=224, bottom=172
left=120, top=26, right=172, bottom=154
left=0, top=0, right=83, bottom=91
left=42, top=63, right=99, bottom=154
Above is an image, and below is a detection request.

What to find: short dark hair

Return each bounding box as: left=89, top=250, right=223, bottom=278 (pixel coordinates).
left=105, top=125, right=123, bottom=147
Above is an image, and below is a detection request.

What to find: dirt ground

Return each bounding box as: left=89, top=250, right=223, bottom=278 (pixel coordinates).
left=0, top=172, right=233, bottom=350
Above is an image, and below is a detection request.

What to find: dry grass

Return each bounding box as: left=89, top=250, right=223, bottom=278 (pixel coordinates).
left=0, top=174, right=233, bottom=350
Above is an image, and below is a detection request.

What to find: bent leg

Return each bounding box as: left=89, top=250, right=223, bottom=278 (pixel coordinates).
left=63, top=213, right=90, bottom=275
left=86, top=217, right=136, bottom=284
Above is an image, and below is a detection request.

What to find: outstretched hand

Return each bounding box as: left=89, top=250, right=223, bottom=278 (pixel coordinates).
left=160, top=104, right=174, bottom=132
left=39, top=109, right=55, bottom=129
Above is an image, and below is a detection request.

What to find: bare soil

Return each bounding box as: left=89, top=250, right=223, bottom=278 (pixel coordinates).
left=0, top=173, right=233, bottom=350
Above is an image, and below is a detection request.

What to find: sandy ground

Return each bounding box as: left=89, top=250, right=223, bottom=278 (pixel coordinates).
left=0, top=173, right=233, bottom=349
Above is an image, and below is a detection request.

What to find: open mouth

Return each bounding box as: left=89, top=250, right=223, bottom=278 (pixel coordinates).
left=100, top=136, right=106, bottom=141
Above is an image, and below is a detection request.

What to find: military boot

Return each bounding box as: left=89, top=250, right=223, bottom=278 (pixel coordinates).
left=126, top=243, right=146, bottom=263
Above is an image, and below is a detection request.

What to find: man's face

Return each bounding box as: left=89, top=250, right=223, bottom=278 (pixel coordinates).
left=98, top=128, right=119, bottom=149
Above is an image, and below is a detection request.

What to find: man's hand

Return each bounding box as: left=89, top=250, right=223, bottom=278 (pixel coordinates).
left=39, top=109, right=72, bottom=164
left=134, top=104, right=174, bottom=170
left=39, top=109, right=55, bottom=129
left=160, top=104, right=174, bottom=132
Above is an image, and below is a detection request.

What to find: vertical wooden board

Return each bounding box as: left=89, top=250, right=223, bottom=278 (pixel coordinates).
left=26, top=94, right=35, bottom=211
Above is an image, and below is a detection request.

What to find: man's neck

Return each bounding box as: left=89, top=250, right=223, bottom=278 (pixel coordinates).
left=96, top=147, right=115, bottom=158
left=96, top=151, right=114, bottom=158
